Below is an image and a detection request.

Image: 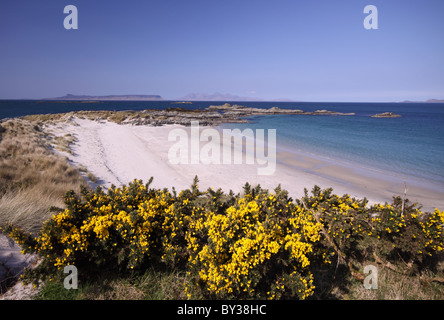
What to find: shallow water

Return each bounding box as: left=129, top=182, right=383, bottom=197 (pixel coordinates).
left=2, top=100, right=444, bottom=191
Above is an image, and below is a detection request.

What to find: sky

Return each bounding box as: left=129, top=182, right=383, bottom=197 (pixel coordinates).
left=0, top=0, right=443, bottom=102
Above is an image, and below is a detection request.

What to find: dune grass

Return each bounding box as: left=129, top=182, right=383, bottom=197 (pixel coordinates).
left=35, top=267, right=202, bottom=300
left=344, top=259, right=444, bottom=300
left=0, top=118, right=88, bottom=234
left=22, top=110, right=142, bottom=125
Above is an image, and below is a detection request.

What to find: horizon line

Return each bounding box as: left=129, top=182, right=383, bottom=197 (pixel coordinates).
left=1, top=98, right=444, bottom=104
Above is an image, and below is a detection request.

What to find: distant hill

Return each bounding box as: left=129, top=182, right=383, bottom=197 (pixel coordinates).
left=400, top=99, right=444, bottom=103
left=179, top=92, right=264, bottom=102
left=42, top=94, right=163, bottom=101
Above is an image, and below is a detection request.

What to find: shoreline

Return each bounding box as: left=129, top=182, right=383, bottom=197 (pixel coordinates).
left=1, top=113, right=443, bottom=299
left=275, top=145, right=444, bottom=209
left=45, top=115, right=443, bottom=212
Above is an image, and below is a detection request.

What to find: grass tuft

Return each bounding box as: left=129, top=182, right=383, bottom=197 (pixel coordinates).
left=0, top=118, right=88, bottom=234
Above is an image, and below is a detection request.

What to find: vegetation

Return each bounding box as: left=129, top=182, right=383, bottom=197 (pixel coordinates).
left=22, top=109, right=198, bottom=125
left=3, top=178, right=443, bottom=300
left=0, top=118, right=87, bottom=234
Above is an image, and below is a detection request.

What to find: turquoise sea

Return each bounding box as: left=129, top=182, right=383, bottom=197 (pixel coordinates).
left=1, top=100, right=444, bottom=191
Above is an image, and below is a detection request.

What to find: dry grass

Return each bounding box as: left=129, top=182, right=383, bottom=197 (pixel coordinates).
left=23, top=110, right=140, bottom=124
left=0, top=186, right=65, bottom=235
left=329, top=258, right=444, bottom=300
left=0, top=118, right=88, bottom=234
left=349, top=272, right=444, bottom=300
left=52, top=133, right=77, bottom=155
left=22, top=113, right=70, bottom=123
left=36, top=267, right=203, bottom=300
left=79, top=279, right=146, bottom=300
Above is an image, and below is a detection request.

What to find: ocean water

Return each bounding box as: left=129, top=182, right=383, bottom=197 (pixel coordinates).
left=220, top=102, right=444, bottom=189
left=1, top=100, right=444, bottom=189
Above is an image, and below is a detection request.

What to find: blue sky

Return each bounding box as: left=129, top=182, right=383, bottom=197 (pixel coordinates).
left=1, top=0, right=443, bottom=101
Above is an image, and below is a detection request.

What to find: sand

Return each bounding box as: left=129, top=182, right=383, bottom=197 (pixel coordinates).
left=0, top=234, right=38, bottom=300
left=48, top=117, right=444, bottom=211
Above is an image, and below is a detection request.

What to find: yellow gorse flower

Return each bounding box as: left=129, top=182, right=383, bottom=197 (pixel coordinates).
left=6, top=180, right=443, bottom=299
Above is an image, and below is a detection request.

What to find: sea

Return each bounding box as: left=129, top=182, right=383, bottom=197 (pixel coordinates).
left=1, top=100, right=444, bottom=191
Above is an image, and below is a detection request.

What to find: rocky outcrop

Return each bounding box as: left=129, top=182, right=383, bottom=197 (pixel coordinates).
left=29, top=104, right=356, bottom=127
left=206, top=103, right=355, bottom=116
left=370, top=112, right=402, bottom=118
left=127, top=109, right=229, bottom=126
left=121, top=104, right=356, bottom=126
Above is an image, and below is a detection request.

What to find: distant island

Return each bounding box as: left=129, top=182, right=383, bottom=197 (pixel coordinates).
left=179, top=92, right=264, bottom=102
left=400, top=99, right=444, bottom=103
left=178, top=92, right=295, bottom=102
left=31, top=93, right=444, bottom=103
left=42, top=94, right=164, bottom=101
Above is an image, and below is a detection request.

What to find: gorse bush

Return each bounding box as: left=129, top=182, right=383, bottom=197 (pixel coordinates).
left=301, top=186, right=443, bottom=269
left=187, top=185, right=323, bottom=299
left=7, top=178, right=173, bottom=278
left=4, top=178, right=444, bottom=299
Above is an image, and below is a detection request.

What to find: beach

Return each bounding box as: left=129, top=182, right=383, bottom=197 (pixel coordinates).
left=47, top=116, right=444, bottom=212
left=2, top=113, right=443, bottom=300
left=2, top=0, right=443, bottom=302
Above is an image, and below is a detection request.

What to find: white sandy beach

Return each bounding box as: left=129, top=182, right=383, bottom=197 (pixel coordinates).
left=47, top=117, right=444, bottom=212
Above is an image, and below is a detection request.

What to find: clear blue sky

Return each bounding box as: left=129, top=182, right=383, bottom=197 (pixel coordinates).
left=1, top=0, right=443, bottom=101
